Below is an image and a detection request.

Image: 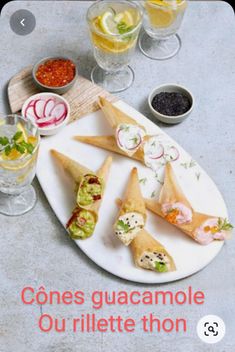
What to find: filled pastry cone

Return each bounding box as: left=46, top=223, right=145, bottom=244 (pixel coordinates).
left=98, top=96, right=140, bottom=129
left=76, top=97, right=146, bottom=158
left=51, top=149, right=93, bottom=184
left=51, top=149, right=112, bottom=239
left=114, top=168, right=147, bottom=246
left=130, top=229, right=176, bottom=273
left=145, top=163, right=233, bottom=245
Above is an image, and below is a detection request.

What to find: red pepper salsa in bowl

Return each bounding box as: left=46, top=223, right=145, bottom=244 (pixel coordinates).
left=32, top=57, right=77, bottom=94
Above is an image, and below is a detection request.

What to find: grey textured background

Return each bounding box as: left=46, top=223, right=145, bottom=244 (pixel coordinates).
left=0, top=1, right=235, bottom=351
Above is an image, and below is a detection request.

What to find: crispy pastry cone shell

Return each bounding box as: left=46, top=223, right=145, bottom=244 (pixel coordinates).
left=159, top=163, right=192, bottom=208
left=116, top=167, right=146, bottom=221
left=145, top=163, right=230, bottom=241
left=51, top=149, right=93, bottom=183
left=145, top=198, right=213, bottom=240
left=130, top=229, right=176, bottom=271
left=74, top=135, right=149, bottom=163
left=98, top=96, right=145, bottom=131
left=86, top=155, right=112, bottom=215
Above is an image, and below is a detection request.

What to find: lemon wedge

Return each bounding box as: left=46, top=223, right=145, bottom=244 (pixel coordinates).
left=16, top=122, right=28, bottom=142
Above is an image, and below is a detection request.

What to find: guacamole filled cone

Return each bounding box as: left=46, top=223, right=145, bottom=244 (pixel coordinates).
left=130, top=229, right=176, bottom=273
left=67, top=155, right=112, bottom=240
left=145, top=163, right=233, bottom=244
left=52, top=149, right=113, bottom=239
left=51, top=149, right=93, bottom=184
left=114, top=168, right=147, bottom=246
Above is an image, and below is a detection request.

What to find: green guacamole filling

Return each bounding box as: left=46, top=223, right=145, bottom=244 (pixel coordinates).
left=155, top=261, right=168, bottom=273
left=67, top=209, right=96, bottom=239
left=77, top=174, right=103, bottom=207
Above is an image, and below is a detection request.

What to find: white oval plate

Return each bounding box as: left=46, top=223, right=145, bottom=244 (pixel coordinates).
left=37, top=101, right=226, bottom=283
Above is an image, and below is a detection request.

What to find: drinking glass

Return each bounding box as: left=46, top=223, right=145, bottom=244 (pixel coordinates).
left=139, top=0, right=187, bottom=60
left=87, top=0, right=143, bottom=93
left=0, top=115, right=40, bottom=216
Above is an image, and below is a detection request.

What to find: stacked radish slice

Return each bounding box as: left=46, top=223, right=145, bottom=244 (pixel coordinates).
left=144, top=135, right=180, bottom=172
left=23, top=96, right=68, bottom=129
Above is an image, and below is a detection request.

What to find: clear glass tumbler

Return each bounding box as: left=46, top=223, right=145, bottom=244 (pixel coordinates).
left=87, top=0, right=143, bottom=93
left=139, top=0, right=187, bottom=60
left=0, top=115, right=40, bottom=216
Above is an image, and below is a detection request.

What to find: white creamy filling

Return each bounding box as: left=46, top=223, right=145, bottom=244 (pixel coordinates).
left=116, top=123, right=146, bottom=156
left=144, top=135, right=179, bottom=172
left=115, top=212, right=144, bottom=245
left=139, top=251, right=170, bottom=272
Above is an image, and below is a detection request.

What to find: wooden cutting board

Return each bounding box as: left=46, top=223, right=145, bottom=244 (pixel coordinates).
left=7, top=66, right=118, bottom=122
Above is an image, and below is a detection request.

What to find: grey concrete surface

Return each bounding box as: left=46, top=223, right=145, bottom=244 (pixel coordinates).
left=0, top=1, right=235, bottom=351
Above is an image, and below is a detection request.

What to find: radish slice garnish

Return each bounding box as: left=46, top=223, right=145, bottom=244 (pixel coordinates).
left=164, top=146, right=180, bottom=162
left=148, top=143, right=164, bottom=159
left=24, top=105, right=37, bottom=120
left=34, top=99, right=46, bottom=119
left=43, top=99, right=56, bottom=118
left=50, top=102, right=67, bottom=120
left=116, top=124, right=145, bottom=154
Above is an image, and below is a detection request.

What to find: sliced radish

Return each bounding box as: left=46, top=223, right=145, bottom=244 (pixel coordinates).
left=24, top=105, right=37, bottom=120
left=43, top=99, right=56, bottom=118
left=148, top=143, right=164, bottom=160
left=164, top=146, right=180, bottom=162
left=116, top=128, right=124, bottom=148
left=34, top=99, right=46, bottom=119
left=50, top=102, right=67, bottom=120
left=55, top=113, right=66, bottom=125
left=37, top=115, right=55, bottom=124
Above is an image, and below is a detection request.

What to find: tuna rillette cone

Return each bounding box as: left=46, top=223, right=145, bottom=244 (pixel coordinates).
left=130, top=229, right=176, bottom=272
left=114, top=168, right=147, bottom=246
left=159, top=163, right=192, bottom=208
left=145, top=163, right=233, bottom=244
left=98, top=96, right=144, bottom=130
left=118, top=167, right=146, bottom=220
left=51, top=149, right=93, bottom=183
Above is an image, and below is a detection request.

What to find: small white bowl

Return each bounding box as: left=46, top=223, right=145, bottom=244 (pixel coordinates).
left=21, top=92, right=70, bottom=136
left=148, top=84, right=194, bottom=124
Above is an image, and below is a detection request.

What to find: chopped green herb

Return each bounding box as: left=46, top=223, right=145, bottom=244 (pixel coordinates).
left=117, top=21, right=134, bottom=35
left=181, top=159, right=196, bottom=169
left=13, top=131, right=23, bottom=141
left=0, top=131, right=35, bottom=157
left=116, top=220, right=130, bottom=233
left=139, top=177, right=147, bottom=185
left=151, top=191, right=156, bottom=198
left=195, top=172, right=201, bottom=181
left=217, top=218, right=233, bottom=232
left=0, top=136, right=9, bottom=146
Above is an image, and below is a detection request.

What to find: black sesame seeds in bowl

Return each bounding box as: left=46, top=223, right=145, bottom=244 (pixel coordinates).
left=148, top=84, right=194, bottom=124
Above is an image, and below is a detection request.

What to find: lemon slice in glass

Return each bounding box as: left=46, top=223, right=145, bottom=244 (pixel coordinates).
left=99, top=10, right=119, bottom=35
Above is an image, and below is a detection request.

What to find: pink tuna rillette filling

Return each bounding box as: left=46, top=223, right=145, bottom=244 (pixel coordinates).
left=194, top=218, right=227, bottom=245
left=161, top=202, right=193, bottom=225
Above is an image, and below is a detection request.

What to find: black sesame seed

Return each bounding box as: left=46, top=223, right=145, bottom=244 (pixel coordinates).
left=140, top=259, right=143, bottom=262
left=145, top=255, right=150, bottom=259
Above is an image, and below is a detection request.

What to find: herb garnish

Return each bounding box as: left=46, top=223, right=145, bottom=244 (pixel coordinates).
left=151, top=191, right=156, bottom=198
left=217, top=218, right=233, bottom=232
left=181, top=159, right=196, bottom=169
left=195, top=172, right=201, bottom=181
left=116, top=220, right=130, bottom=233
left=139, top=177, right=147, bottom=185
left=117, top=21, right=134, bottom=35
left=0, top=132, right=34, bottom=156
